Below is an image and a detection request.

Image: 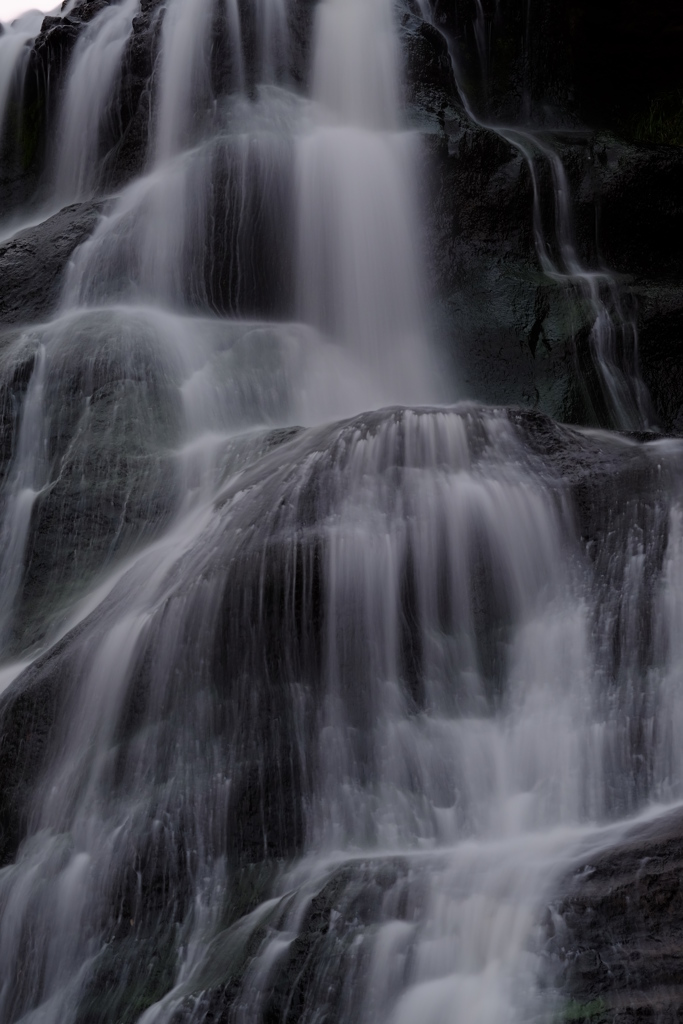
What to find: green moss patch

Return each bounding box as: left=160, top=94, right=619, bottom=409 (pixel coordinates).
left=629, top=90, right=683, bottom=146
left=561, top=997, right=607, bottom=1022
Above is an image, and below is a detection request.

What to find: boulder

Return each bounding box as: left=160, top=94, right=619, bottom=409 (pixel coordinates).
left=548, top=809, right=683, bottom=1024
left=0, top=201, right=104, bottom=326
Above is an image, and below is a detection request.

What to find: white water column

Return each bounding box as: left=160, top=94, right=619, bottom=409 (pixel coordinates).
left=297, top=0, right=438, bottom=404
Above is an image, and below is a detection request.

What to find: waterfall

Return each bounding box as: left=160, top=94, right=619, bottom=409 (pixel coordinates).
left=0, top=18, right=33, bottom=143
left=0, top=10, right=44, bottom=171
left=296, top=0, right=435, bottom=402
left=52, top=0, right=140, bottom=201
left=0, top=1, right=681, bottom=1023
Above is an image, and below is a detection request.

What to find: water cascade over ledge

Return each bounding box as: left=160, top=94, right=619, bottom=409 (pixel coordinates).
left=0, top=1, right=681, bottom=1023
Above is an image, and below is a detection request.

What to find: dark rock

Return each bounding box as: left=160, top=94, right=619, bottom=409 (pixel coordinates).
left=417, top=115, right=591, bottom=421
left=68, top=0, right=111, bottom=23
left=423, top=0, right=683, bottom=133
left=567, top=0, right=683, bottom=133
left=425, top=0, right=578, bottom=126
left=0, top=632, right=79, bottom=866
left=591, top=138, right=683, bottom=282
left=401, top=8, right=683, bottom=430
left=15, top=376, right=178, bottom=652
left=177, top=858, right=421, bottom=1024
left=260, top=863, right=402, bottom=1024
left=634, top=282, right=683, bottom=433
left=548, top=809, right=683, bottom=1024
left=100, top=0, right=165, bottom=188
left=9, top=313, right=182, bottom=651
left=400, top=2, right=459, bottom=128
left=0, top=201, right=104, bottom=326
left=0, top=336, right=38, bottom=490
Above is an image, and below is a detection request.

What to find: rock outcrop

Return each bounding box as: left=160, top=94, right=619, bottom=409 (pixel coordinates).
left=0, top=201, right=103, bottom=324
left=549, top=810, right=683, bottom=1024
left=401, top=3, right=683, bottom=429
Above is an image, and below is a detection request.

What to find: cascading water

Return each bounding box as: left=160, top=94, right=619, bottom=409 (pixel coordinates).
left=0, top=9, right=46, bottom=173
left=296, top=0, right=435, bottom=400
left=0, top=1, right=681, bottom=1024
left=52, top=0, right=140, bottom=201
left=0, top=2, right=134, bottom=237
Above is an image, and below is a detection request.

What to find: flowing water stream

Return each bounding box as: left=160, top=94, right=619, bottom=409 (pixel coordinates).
left=0, top=9, right=46, bottom=165
left=0, top=1, right=681, bottom=1023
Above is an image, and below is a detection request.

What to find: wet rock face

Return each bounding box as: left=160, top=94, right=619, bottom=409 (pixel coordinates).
left=548, top=811, right=683, bottom=1024
left=592, top=138, right=683, bottom=432
left=424, top=0, right=683, bottom=132
left=400, top=9, right=583, bottom=419
left=0, top=6, right=121, bottom=216
left=0, top=202, right=104, bottom=325
left=0, top=208, right=181, bottom=656
left=0, top=633, right=79, bottom=867
left=401, top=5, right=683, bottom=431
left=430, top=0, right=577, bottom=125
left=420, top=120, right=584, bottom=422
left=400, top=5, right=457, bottom=122
left=98, top=0, right=165, bottom=188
